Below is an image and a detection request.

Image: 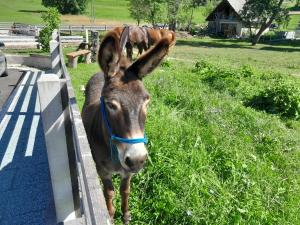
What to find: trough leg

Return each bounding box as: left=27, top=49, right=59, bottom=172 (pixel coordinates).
left=120, top=175, right=132, bottom=224
left=68, top=56, right=78, bottom=68
left=102, top=178, right=115, bottom=222
left=85, top=52, right=91, bottom=64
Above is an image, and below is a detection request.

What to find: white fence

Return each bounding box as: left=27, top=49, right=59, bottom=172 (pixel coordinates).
left=0, top=23, right=115, bottom=36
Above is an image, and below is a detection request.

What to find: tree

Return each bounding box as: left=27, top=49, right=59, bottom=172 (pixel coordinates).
left=128, top=0, right=202, bottom=30
left=128, top=0, right=147, bottom=25
left=39, top=8, right=61, bottom=52
left=145, top=0, right=166, bottom=27
left=42, top=0, right=88, bottom=14
left=167, top=0, right=181, bottom=31
left=241, top=0, right=289, bottom=45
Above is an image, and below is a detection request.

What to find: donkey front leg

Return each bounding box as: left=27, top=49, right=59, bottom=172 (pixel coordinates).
left=120, top=175, right=132, bottom=224
left=102, top=178, right=116, bottom=222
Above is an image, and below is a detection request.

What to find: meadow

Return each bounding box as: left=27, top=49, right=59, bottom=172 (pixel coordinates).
left=0, top=0, right=298, bottom=31
left=66, top=38, right=300, bottom=224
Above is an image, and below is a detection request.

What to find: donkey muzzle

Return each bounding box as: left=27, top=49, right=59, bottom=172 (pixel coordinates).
left=122, top=143, right=148, bottom=172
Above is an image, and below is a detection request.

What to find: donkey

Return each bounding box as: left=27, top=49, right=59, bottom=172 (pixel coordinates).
left=113, top=26, right=149, bottom=61
left=81, top=30, right=175, bottom=224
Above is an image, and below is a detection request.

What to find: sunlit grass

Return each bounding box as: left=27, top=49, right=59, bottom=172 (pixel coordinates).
left=67, top=40, right=300, bottom=224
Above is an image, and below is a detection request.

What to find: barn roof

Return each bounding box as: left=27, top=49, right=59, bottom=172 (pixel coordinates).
left=228, top=0, right=246, bottom=14
left=206, top=0, right=246, bottom=21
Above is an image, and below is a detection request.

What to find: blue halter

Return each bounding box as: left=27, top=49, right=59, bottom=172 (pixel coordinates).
left=100, top=96, right=148, bottom=162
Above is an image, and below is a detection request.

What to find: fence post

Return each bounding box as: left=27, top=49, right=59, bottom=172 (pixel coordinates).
left=85, top=29, right=89, bottom=43
left=91, top=31, right=99, bottom=63
left=50, top=29, right=62, bottom=77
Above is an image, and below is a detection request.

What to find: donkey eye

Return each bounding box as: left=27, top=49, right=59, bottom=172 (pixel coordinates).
left=106, top=102, right=119, bottom=111
left=144, top=96, right=150, bottom=105
left=144, top=94, right=150, bottom=102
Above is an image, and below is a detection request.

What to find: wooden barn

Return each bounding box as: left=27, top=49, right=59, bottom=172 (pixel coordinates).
left=206, top=0, right=246, bottom=37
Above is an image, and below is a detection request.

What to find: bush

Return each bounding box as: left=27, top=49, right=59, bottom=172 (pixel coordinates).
left=42, top=0, right=88, bottom=14
left=161, top=59, right=172, bottom=68
left=38, top=8, right=60, bottom=52
left=247, top=80, right=300, bottom=119
left=240, top=65, right=255, bottom=78
left=194, top=60, right=241, bottom=94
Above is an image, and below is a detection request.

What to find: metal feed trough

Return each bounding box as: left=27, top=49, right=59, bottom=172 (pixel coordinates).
left=36, top=30, right=111, bottom=225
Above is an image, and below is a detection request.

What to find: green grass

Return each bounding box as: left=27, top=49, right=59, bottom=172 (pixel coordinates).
left=85, top=0, right=133, bottom=22
left=0, top=0, right=298, bottom=30
left=66, top=38, right=300, bottom=224
left=0, top=0, right=46, bottom=24
left=3, top=48, right=49, bottom=56
left=287, top=14, right=300, bottom=30
left=0, top=0, right=208, bottom=25
left=171, top=38, right=300, bottom=76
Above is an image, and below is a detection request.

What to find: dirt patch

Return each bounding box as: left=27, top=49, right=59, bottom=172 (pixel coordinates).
left=61, top=15, right=134, bottom=26
left=291, top=73, right=300, bottom=78
left=175, top=31, right=193, bottom=39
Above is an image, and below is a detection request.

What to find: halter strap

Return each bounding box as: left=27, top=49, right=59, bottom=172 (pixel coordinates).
left=100, top=96, right=148, bottom=145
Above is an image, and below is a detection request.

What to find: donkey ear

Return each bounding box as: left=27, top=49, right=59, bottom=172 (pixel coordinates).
left=126, top=36, right=175, bottom=79
left=98, top=31, right=121, bottom=78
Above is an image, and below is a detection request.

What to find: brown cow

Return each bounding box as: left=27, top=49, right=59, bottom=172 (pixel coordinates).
left=82, top=29, right=175, bottom=224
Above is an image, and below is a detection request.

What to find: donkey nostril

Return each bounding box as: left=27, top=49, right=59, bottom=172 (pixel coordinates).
left=125, top=157, right=134, bottom=168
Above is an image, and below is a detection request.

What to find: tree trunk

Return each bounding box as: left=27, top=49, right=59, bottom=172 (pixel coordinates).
left=252, top=0, right=284, bottom=45
left=187, top=8, right=194, bottom=32
left=251, top=26, right=266, bottom=45
left=168, top=21, right=176, bottom=31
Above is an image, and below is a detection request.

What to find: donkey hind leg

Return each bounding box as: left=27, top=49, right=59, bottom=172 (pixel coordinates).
left=101, top=177, right=116, bottom=222
left=120, top=174, right=132, bottom=224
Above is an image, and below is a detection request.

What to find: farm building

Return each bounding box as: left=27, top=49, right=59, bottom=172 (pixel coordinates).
left=206, top=0, right=247, bottom=37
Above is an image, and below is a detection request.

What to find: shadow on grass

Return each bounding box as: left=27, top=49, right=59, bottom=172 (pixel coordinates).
left=18, top=10, right=47, bottom=13
left=176, top=38, right=300, bottom=52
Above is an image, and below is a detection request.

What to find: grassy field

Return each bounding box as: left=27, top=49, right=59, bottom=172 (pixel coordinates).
left=287, top=14, right=300, bottom=30
left=66, top=37, right=300, bottom=224
left=0, top=0, right=299, bottom=32
left=0, top=0, right=207, bottom=25
left=171, top=38, right=300, bottom=76
left=0, top=0, right=46, bottom=24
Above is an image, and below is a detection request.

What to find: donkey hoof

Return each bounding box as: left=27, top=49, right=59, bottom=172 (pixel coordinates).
left=122, top=212, right=132, bottom=224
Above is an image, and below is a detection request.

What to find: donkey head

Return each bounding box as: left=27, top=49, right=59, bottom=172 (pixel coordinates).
left=98, top=30, right=175, bottom=173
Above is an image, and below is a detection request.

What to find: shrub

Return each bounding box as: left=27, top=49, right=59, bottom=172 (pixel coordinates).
left=247, top=80, right=300, bottom=119
left=194, top=60, right=241, bottom=94
left=42, top=0, right=88, bottom=14
left=240, top=64, right=255, bottom=77
left=38, top=8, right=60, bottom=52
left=161, top=59, right=172, bottom=68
